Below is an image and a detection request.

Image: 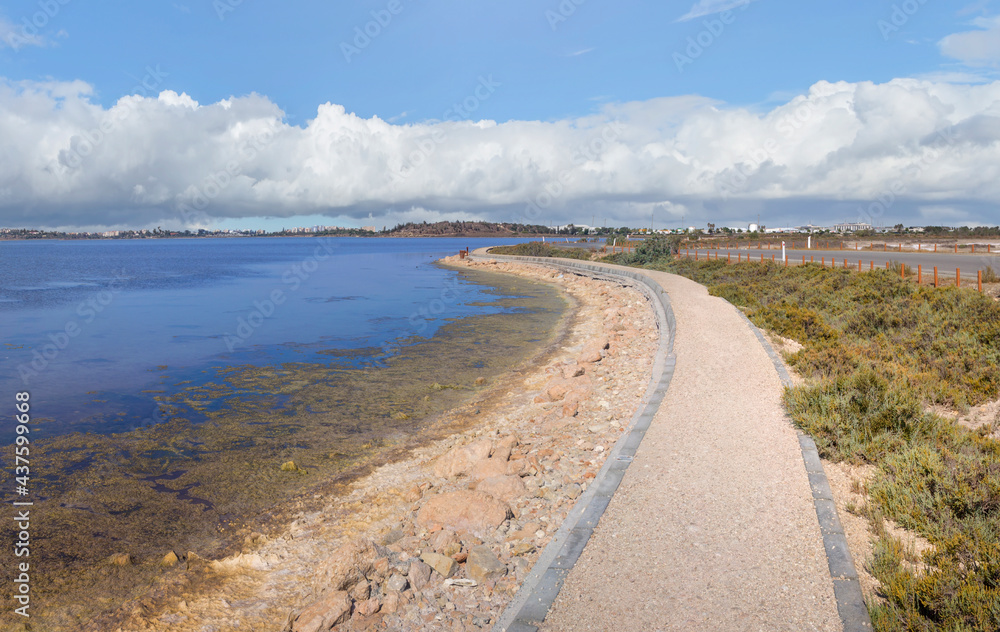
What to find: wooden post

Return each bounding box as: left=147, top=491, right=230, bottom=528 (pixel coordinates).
left=957, top=268, right=961, bottom=287
left=870, top=261, right=874, bottom=271
left=802, top=255, right=805, bottom=265
left=934, top=267, right=938, bottom=288
left=772, top=254, right=775, bottom=262
left=695, top=249, right=698, bottom=261
left=822, top=257, right=825, bottom=266
left=858, top=260, right=862, bottom=272
left=934, top=243, right=937, bottom=253
left=955, top=244, right=958, bottom=253
left=901, top=264, right=905, bottom=279
left=918, top=265, right=922, bottom=284
left=979, top=270, right=982, bottom=293
left=810, top=255, right=814, bottom=263
left=727, top=251, right=731, bottom=263
left=883, top=243, right=886, bottom=252
left=886, top=262, right=890, bottom=270
left=760, top=253, right=764, bottom=262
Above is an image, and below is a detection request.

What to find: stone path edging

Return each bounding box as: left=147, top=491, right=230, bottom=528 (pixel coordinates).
left=469, top=252, right=870, bottom=632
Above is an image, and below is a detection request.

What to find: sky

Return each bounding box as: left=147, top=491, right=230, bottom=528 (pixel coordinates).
left=0, top=0, right=999, bottom=232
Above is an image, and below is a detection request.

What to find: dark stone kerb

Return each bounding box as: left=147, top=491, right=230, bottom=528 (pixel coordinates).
left=469, top=252, right=677, bottom=632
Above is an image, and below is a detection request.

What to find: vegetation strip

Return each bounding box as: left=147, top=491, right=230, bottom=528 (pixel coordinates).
left=469, top=252, right=676, bottom=632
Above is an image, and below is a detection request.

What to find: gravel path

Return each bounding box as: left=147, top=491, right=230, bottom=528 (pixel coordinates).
left=540, top=269, right=841, bottom=632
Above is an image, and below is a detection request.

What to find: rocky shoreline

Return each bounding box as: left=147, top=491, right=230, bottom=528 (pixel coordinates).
left=109, top=257, right=658, bottom=632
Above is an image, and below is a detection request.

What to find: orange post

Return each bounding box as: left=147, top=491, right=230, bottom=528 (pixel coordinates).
left=883, top=243, right=886, bottom=252
left=760, top=253, right=764, bottom=262
left=955, top=244, right=958, bottom=253
left=934, top=243, right=937, bottom=253
left=810, top=256, right=814, bottom=263
left=934, top=267, right=938, bottom=288
left=858, top=260, right=862, bottom=272
left=957, top=268, right=961, bottom=287
left=772, top=254, right=775, bottom=262
left=822, top=257, right=825, bottom=266
left=918, top=265, right=922, bottom=284
left=901, top=264, right=905, bottom=279
left=870, top=261, right=874, bottom=271
left=844, top=259, right=848, bottom=269
left=695, top=250, right=698, bottom=261
left=979, top=270, right=983, bottom=293
left=727, top=252, right=731, bottom=263
left=898, top=243, right=902, bottom=252
left=802, top=255, right=805, bottom=265
left=886, top=262, right=890, bottom=270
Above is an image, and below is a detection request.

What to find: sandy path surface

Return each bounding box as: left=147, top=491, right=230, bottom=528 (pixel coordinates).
left=541, top=269, right=841, bottom=632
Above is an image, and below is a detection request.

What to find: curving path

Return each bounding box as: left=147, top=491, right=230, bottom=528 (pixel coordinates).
left=471, top=253, right=870, bottom=632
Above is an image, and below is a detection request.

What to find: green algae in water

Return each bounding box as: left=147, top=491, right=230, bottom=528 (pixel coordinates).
left=0, top=265, right=568, bottom=630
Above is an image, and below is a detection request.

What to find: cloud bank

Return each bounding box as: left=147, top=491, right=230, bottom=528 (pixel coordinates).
left=1, top=76, right=1000, bottom=229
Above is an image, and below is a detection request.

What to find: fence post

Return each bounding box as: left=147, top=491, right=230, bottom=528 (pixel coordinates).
left=934, top=266, right=938, bottom=288
left=802, top=255, right=805, bottom=265
left=957, top=268, right=961, bottom=287
left=870, top=261, right=874, bottom=271
left=886, top=262, right=890, bottom=270
left=901, top=264, right=905, bottom=279
left=822, top=257, right=825, bottom=266
left=858, top=260, right=862, bottom=272
left=979, top=270, right=983, bottom=293
left=918, top=265, right=922, bottom=284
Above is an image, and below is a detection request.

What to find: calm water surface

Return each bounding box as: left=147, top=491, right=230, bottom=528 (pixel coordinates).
left=0, top=237, right=533, bottom=436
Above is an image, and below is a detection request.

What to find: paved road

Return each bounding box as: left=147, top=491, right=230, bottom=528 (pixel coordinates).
left=682, top=246, right=1000, bottom=277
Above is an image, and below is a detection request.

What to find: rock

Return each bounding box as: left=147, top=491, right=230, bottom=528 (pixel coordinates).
left=349, top=580, right=370, bottom=601
left=382, top=591, right=402, bottom=615
left=470, top=457, right=509, bottom=481
left=512, top=542, right=535, bottom=556
left=545, top=381, right=572, bottom=402
left=430, top=529, right=459, bottom=554
left=407, top=559, right=432, bottom=590
left=416, top=490, right=511, bottom=534
left=475, top=377, right=486, bottom=385
left=381, top=528, right=405, bottom=546
left=109, top=553, right=132, bottom=566
left=292, top=591, right=352, bottom=632
left=475, top=475, right=527, bottom=503
left=160, top=551, right=179, bottom=567
left=355, top=597, right=381, bottom=617
left=564, top=483, right=583, bottom=499
left=433, top=439, right=493, bottom=478
left=387, top=573, right=409, bottom=592
left=492, top=435, right=519, bottom=461
left=420, top=551, right=458, bottom=578
left=280, top=460, right=300, bottom=472
left=314, top=538, right=387, bottom=592
left=562, top=364, right=585, bottom=379
left=466, top=546, right=507, bottom=584
left=444, top=578, right=478, bottom=587
left=562, top=401, right=579, bottom=418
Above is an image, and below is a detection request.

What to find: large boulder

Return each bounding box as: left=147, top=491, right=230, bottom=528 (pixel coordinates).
left=433, top=439, right=493, bottom=478
left=475, top=475, right=527, bottom=503
left=292, top=591, right=352, bottom=632
left=314, top=538, right=387, bottom=592
left=416, top=490, right=511, bottom=534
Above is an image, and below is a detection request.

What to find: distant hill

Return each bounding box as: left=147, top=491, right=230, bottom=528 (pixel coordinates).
left=384, top=221, right=554, bottom=237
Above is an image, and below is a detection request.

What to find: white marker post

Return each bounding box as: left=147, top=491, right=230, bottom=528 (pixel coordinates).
left=782, top=241, right=786, bottom=263
left=808, top=236, right=811, bottom=249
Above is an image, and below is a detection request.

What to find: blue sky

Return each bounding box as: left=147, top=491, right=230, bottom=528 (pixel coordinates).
left=1, top=0, right=999, bottom=231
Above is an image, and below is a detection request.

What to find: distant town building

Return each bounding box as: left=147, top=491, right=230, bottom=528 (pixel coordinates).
left=832, top=222, right=872, bottom=233
left=748, top=223, right=759, bottom=232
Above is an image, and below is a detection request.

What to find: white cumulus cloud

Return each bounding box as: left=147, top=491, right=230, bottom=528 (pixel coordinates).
left=1, top=76, right=1000, bottom=229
